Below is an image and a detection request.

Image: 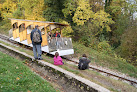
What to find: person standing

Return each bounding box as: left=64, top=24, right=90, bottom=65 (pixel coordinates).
left=52, top=31, right=60, bottom=37
left=53, top=31, right=61, bottom=49
left=30, top=25, right=43, bottom=60
left=47, top=32, right=52, bottom=40
left=78, top=54, right=91, bottom=70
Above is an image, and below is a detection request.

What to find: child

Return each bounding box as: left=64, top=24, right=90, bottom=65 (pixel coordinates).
left=53, top=52, right=64, bottom=65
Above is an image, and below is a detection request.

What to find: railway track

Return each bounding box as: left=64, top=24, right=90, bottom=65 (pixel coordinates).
left=0, top=34, right=137, bottom=87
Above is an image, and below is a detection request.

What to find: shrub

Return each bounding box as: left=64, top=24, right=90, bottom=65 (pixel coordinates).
left=97, top=41, right=114, bottom=55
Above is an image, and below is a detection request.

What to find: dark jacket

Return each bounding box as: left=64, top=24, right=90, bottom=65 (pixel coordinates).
left=30, top=28, right=42, bottom=45
left=52, top=33, right=60, bottom=37
left=78, top=57, right=91, bottom=70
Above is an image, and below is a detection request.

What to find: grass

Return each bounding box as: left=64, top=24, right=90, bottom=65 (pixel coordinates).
left=0, top=40, right=137, bottom=92
left=59, top=62, right=137, bottom=92
left=0, top=19, right=11, bottom=35
left=73, top=42, right=137, bottom=78
left=0, top=19, right=137, bottom=91
left=0, top=19, right=136, bottom=78
left=63, top=66, right=80, bottom=75
left=0, top=51, right=57, bottom=92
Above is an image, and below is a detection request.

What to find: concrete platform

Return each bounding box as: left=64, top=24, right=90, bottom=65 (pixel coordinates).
left=0, top=42, right=110, bottom=92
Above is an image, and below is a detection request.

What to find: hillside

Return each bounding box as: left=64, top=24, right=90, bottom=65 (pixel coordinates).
left=0, top=19, right=137, bottom=78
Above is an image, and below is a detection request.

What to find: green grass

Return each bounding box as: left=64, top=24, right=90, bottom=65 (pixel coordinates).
left=0, top=19, right=11, bottom=35
left=0, top=40, right=137, bottom=92
left=63, top=66, right=80, bottom=75
left=73, top=42, right=137, bottom=78
left=0, top=51, right=56, bottom=92
left=0, top=19, right=137, bottom=78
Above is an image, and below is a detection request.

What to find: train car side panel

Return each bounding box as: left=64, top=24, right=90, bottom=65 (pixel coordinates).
left=19, top=31, right=24, bottom=42
left=42, top=34, right=47, bottom=46
left=13, top=30, right=16, bottom=39
left=27, top=34, right=32, bottom=44
left=41, top=28, right=48, bottom=46
left=16, top=29, right=19, bottom=38
left=23, top=29, right=27, bottom=40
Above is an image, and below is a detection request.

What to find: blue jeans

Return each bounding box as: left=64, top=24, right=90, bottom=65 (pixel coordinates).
left=33, top=44, right=42, bottom=59
left=56, top=41, right=61, bottom=49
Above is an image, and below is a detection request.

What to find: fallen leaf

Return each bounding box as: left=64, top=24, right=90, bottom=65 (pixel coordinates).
left=16, top=77, right=20, bottom=80
left=20, top=73, right=23, bottom=74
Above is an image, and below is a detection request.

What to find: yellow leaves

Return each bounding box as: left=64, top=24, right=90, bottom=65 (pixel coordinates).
left=23, top=0, right=45, bottom=21
left=0, top=0, right=17, bottom=19
left=114, top=53, right=127, bottom=62
left=62, top=2, right=76, bottom=18
left=2, top=0, right=17, bottom=12
left=106, top=0, right=126, bottom=19
left=73, top=0, right=94, bottom=25
left=97, top=41, right=113, bottom=55
left=16, top=77, right=20, bottom=80
left=0, top=4, right=2, bottom=9
left=59, top=20, right=73, bottom=37
left=91, top=10, right=115, bottom=33
left=27, top=90, right=31, bottom=92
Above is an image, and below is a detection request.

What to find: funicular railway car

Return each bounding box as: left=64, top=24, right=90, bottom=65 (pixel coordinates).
left=9, top=18, right=74, bottom=56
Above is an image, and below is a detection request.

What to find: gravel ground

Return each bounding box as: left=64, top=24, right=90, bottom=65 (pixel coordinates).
left=71, top=58, right=137, bottom=86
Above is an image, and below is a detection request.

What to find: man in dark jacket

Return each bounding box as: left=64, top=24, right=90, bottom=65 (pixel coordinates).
left=52, top=31, right=60, bottom=37
left=78, top=54, right=91, bottom=70
left=30, top=25, right=43, bottom=60
left=52, top=31, right=61, bottom=49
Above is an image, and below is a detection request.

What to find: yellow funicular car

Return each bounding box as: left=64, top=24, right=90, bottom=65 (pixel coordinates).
left=9, top=18, right=74, bottom=56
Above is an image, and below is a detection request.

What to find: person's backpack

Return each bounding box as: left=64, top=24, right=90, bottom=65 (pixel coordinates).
left=78, top=61, right=87, bottom=70
left=33, top=29, right=41, bottom=43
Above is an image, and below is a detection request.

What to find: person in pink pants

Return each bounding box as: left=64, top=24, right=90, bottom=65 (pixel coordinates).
left=53, top=52, right=64, bottom=65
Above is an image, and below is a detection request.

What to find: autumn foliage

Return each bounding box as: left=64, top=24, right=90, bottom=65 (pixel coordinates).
left=0, top=0, right=136, bottom=66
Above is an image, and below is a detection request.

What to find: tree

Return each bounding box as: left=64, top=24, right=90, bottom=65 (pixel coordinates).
left=91, top=10, right=115, bottom=36
left=43, top=0, right=64, bottom=22
left=0, top=4, right=2, bottom=20
left=0, top=0, right=17, bottom=19
left=105, top=0, right=112, bottom=11
left=73, top=0, right=94, bottom=25
left=116, top=24, right=137, bottom=66
left=22, top=0, right=45, bottom=21
left=89, top=0, right=104, bottom=12
left=62, top=0, right=77, bottom=23
left=105, top=0, right=137, bottom=48
left=59, top=20, right=73, bottom=37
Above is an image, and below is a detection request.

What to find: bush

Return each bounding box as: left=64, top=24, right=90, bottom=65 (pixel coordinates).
left=0, top=19, right=11, bottom=35
left=79, top=36, right=99, bottom=49
left=116, top=26, right=137, bottom=66
left=97, top=41, right=114, bottom=55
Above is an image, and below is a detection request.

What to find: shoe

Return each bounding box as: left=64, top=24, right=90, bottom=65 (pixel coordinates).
left=38, top=58, right=43, bottom=60
left=34, top=58, right=38, bottom=60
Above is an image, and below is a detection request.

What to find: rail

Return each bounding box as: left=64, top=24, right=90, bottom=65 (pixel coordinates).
left=0, top=34, right=137, bottom=87
left=0, top=34, right=110, bottom=92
